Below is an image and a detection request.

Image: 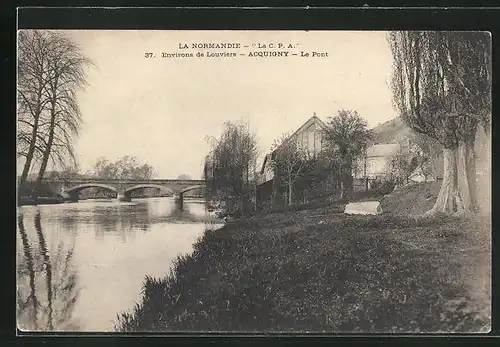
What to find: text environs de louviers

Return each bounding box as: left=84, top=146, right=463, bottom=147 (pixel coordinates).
left=163, top=51, right=292, bottom=58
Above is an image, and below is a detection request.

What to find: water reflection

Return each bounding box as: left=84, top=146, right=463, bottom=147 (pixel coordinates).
left=17, top=198, right=222, bottom=332
left=17, top=212, right=80, bottom=331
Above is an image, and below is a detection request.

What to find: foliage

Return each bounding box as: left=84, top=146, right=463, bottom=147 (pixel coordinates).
left=322, top=110, right=372, bottom=199
left=45, top=166, right=82, bottom=183
left=385, top=146, right=417, bottom=186
left=18, top=181, right=61, bottom=198
left=177, top=174, right=192, bottom=180
left=204, top=122, right=259, bottom=217
left=408, top=131, right=443, bottom=180
left=90, top=156, right=155, bottom=180
left=388, top=31, right=491, bottom=148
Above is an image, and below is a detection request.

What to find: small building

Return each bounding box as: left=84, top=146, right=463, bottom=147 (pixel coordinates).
left=256, top=114, right=328, bottom=207
left=354, top=118, right=434, bottom=183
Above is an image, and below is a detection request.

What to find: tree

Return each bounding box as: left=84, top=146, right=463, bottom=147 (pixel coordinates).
left=269, top=132, right=310, bottom=206
left=92, top=157, right=118, bottom=179
left=300, top=149, right=343, bottom=201
left=45, top=165, right=81, bottom=183
left=17, top=30, right=53, bottom=184
left=204, top=122, right=258, bottom=216
left=35, top=31, right=92, bottom=184
left=91, top=156, right=155, bottom=180
left=322, top=110, right=372, bottom=200
left=17, top=30, right=93, bottom=185
left=388, top=31, right=491, bottom=216
left=385, top=146, right=418, bottom=187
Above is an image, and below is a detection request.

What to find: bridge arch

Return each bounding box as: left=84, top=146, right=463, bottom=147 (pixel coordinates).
left=66, top=183, right=118, bottom=194
left=180, top=185, right=205, bottom=195
left=124, top=184, right=174, bottom=195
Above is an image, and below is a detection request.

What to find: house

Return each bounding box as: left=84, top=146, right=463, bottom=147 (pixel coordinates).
left=353, top=117, right=439, bottom=183
left=354, top=117, right=493, bottom=184
left=361, top=143, right=402, bottom=179
left=256, top=114, right=328, bottom=207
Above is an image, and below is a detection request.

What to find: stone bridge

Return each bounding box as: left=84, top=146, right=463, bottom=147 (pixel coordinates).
left=45, top=178, right=206, bottom=206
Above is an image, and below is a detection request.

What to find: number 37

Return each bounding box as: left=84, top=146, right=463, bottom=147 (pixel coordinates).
left=145, top=53, right=153, bottom=58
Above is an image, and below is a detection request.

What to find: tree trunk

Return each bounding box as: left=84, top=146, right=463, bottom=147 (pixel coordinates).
left=348, top=174, right=354, bottom=199
left=477, top=128, right=491, bottom=215
left=424, top=146, right=474, bottom=217
left=239, top=195, right=244, bottom=217
left=19, top=73, right=45, bottom=186
left=20, top=112, right=41, bottom=185
left=288, top=178, right=293, bottom=206
left=464, top=140, right=477, bottom=211
left=36, top=110, right=55, bottom=184
left=36, top=81, right=58, bottom=185
left=339, top=160, right=352, bottom=200
left=340, top=178, right=345, bottom=200
left=340, top=173, right=350, bottom=200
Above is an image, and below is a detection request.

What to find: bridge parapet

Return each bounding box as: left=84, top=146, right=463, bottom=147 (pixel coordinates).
left=43, top=178, right=206, bottom=199
left=44, top=179, right=205, bottom=186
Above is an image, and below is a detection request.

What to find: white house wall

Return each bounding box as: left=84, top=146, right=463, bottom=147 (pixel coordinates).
left=366, top=157, right=391, bottom=178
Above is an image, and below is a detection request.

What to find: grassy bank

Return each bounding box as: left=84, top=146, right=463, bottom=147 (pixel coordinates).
left=116, top=183, right=490, bottom=333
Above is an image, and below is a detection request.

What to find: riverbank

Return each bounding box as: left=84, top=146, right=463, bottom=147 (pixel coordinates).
left=116, top=183, right=491, bottom=332
left=18, top=195, right=65, bottom=206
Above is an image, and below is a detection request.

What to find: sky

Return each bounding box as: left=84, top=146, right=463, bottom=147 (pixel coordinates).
left=20, top=30, right=398, bottom=179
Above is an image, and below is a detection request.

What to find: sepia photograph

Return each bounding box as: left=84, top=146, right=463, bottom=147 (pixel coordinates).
left=16, top=29, right=491, bottom=333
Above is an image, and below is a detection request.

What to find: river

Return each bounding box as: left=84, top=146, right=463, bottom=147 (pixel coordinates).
left=16, top=197, right=223, bottom=332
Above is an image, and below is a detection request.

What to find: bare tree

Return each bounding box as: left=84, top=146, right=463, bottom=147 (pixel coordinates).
left=322, top=110, right=372, bottom=200
left=269, top=132, right=310, bottom=206
left=204, top=122, right=258, bottom=216
left=17, top=30, right=93, bottom=186
left=388, top=31, right=491, bottom=216
left=17, top=31, right=52, bottom=184
left=35, top=31, right=92, bottom=184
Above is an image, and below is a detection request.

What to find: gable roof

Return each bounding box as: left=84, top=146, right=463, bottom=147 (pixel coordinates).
left=273, top=114, right=327, bottom=154
left=260, top=114, right=327, bottom=174
left=259, top=154, right=272, bottom=174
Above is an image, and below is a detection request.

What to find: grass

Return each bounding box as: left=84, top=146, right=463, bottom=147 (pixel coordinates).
left=116, top=183, right=491, bottom=333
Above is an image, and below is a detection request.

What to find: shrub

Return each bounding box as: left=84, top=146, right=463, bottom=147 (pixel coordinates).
left=18, top=181, right=59, bottom=198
